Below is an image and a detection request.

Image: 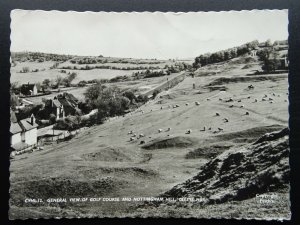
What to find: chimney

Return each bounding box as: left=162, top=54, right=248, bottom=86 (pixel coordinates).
left=30, top=114, right=34, bottom=125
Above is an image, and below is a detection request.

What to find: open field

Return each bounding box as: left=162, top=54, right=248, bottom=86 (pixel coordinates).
left=11, top=55, right=193, bottom=84
left=9, top=54, right=289, bottom=219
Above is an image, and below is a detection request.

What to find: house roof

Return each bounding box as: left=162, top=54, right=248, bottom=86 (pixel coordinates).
left=21, top=83, right=36, bottom=91
left=58, top=98, right=73, bottom=108
left=19, top=118, right=38, bottom=131
left=10, top=110, right=18, bottom=123
left=52, top=99, right=62, bottom=108
left=10, top=122, right=22, bottom=134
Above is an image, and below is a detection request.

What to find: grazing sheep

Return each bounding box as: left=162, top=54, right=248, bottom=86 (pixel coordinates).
left=264, top=94, right=268, bottom=98
left=216, top=112, right=220, bottom=116
left=245, top=112, right=249, bottom=115
left=248, top=84, right=254, bottom=89
left=240, top=105, right=244, bottom=108
left=128, top=131, right=133, bottom=135
left=247, top=96, right=251, bottom=99
left=226, top=98, right=233, bottom=102
left=140, top=140, right=145, bottom=144
left=262, top=98, right=266, bottom=101
left=206, top=98, right=210, bottom=101
left=166, top=128, right=171, bottom=132
left=229, top=105, right=234, bottom=108
left=237, top=100, right=242, bottom=102
left=208, top=127, right=212, bottom=130
left=270, top=101, right=273, bottom=104
left=269, top=98, right=273, bottom=101
left=224, top=118, right=229, bottom=122
left=186, top=129, right=192, bottom=134
left=185, top=103, right=189, bottom=106
left=218, top=127, right=223, bottom=131
left=158, top=129, right=163, bottom=133
left=213, top=131, right=218, bottom=134
left=161, top=106, right=163, bottom=110
left=130, top=137, right=135, bottom=141
left=219, top=98, right=223, bottom=101
left=132, top=133, right=137, bottom=137
left=195, top=101, right=200, bottom=106
left=139, top=134, right=145, bottom=138
left=272, top=93, right=276, bottom=96
left=200, top=126, right=206, bottom=131
left=254, top=99, right=258, bottom=102
left=284, top=99, right=288, bottom=102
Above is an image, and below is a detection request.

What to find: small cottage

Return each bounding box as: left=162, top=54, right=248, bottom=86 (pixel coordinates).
left=10, top=113, right=38, bottom=152
left=20, top=83, right=38, bottom=96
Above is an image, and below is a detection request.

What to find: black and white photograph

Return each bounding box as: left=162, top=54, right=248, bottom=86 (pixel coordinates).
left=9, top=9, right=290, bottom=220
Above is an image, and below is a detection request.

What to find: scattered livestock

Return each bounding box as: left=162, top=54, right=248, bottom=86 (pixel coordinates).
left=238, top=100, right=242, bottom=102
left=158, top=129, right=163, bottom=133
left=128, top=131, right=133, bottom=135
left=140, top=140, right=145, bottom=145
left=200, top=126, right=206, bottom=131
left=229, top=105, right=234, bottom=108
left=245, top=112, right=249, bottom=115
left=254, top=99, right=258, bottom=102
left=223, top=118, right=229, bottom=123
left=248, top=84, right=254, bottom=89
left=166, top=128, right=171, bottom=132
left=262, top=98, right=266, bottom=101
left=216, top=112, right=220, bottom=116
left=185, top=103, right=189, bottom=106
left=240, top=105, right=244, bottom=108
left=195, top=101, right=200, bottom=106
left=226, top=98, right=233, bottom=102
left=130, top=137, right=135, bottom=141
left=247, top=96, right=251, bottom=99
left=206, top=98, right=210, bottom=101
left=139, top=134, right=145, bottom=138
left=270, top=101, right=273, bottom=104
left=219, top=98, right=222, bottom=101
left=185, top=129, right=192, bottom=134
left=218, top=127, right=223, bottom=131
left=269, top=98, right=273, bottom=101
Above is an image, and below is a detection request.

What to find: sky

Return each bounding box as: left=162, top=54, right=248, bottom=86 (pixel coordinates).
left=10, top=10, right=288, bottom=59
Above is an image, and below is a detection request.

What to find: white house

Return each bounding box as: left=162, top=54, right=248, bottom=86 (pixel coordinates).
left=10, top=122, right=22, bottom=146
left=10, top=113, right=38, bottom=152
left=19, top=114, right=38, bottom=146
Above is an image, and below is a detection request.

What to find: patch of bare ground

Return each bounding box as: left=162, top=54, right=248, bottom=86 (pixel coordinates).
left=185, top=144, right=233, bottom=160
left=212, top=124, right=285, bottom=143
left=207, top=75, right=287, bottom=86
left=141, top=136, right=198, bottom=150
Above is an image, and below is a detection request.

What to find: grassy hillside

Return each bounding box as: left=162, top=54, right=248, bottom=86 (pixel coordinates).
left=9, top=45, right=289, bottom=219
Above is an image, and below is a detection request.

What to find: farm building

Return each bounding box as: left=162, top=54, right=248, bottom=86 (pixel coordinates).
left=10, top=113, right=38, bottom=152
left=45, top=92, right=79, bottom=119
left=20, top=83, right=38, bottom=96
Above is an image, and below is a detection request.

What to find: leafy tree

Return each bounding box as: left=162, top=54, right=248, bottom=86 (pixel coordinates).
left=84, top=83, right=105, bottom=102
left=42, top=79, right=51, bottom=88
